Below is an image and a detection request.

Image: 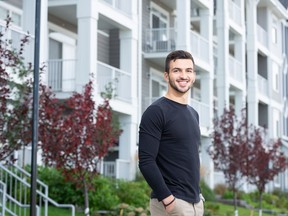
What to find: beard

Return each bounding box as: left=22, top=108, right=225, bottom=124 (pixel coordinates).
left=168, top=77, right=192, bottom=94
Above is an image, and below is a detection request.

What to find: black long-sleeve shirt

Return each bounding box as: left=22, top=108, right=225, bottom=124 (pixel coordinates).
left=138, top=97, right=201, bottom=203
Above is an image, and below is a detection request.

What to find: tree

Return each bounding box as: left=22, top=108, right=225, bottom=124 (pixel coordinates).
left=208, top=106, right=248, bottom=216
left=40, top=80, right=122, bottom=216
left=0, top=16, right=33, bottom=162
left=242, top=126, right=287, bottom=216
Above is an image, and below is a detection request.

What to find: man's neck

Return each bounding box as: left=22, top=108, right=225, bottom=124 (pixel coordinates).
left=165, top=92, right=189, bottom=105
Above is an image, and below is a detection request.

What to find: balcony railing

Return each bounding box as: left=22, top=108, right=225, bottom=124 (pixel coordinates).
left=190, top=99, right=210, bottom=128
left=47, top=59, right=132, bottom=103
left=257, top=24, right=268, bottom=48
left=100, top=0, right=132, bottom=17
left=144, top=28, right=176, bottom=53
left=101, top=159, right=130, bottom=179
left=229, top=55, right=243, bottom=83
left=258, top=74, right=268, bottom=96
left=97, top=61, right=131, bottom=102
left=190, top=31, right=209, bottom=63
left=0, top=24, right=34, bottom=64
left=229, top=0, right=241, bottom=26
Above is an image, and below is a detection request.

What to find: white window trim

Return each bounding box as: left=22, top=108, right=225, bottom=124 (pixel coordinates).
left=150, top=2, right=169, bottom=29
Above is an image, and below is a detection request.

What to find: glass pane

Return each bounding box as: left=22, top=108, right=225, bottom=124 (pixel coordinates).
left=11, top=12, right=21, bottom=26
left=0, top=7, right=8, bottom=20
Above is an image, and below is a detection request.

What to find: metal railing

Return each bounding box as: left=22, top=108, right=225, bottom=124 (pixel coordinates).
left=0, top=162, right=75, bottom=216
left=229, top=0, right=242, bottom=26
left=100, top=0, right=132, bottom=17
left=229, top=55, right=243, bottom=83
left=190, top=31, right=209, bottom=63
left=257, top=24, right=268, bottom=48
left=144, top=28, right=176, bottom=53
left=47, top=60, right=132, bottom=103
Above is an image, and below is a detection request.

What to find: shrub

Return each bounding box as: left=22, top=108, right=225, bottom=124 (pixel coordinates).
left=37, top=166, right=83, bottom=205
left=89, top=176, right=119, bottom=211
left=213, top=183, right=227, bottom=197
left=200, top=180, right=215, bottom=201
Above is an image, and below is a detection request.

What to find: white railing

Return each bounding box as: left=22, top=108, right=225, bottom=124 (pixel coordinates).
left=190, top=99, right=210, bottom=128
left=47, top=60, right=132, bottom=103
left=0, top=162, right=75, bottom=216
left=229, top=55, right=243, bottom=83
left=0, top=24, right=34, bottom=64
left=97, top=61, right=131, bottom=102
left=102, top=161, right=116, bottom=178
left=116, top=159, right=130, bottom=180
left=258, top=74, right=268, bottom=96
left=229, top=0, right=241, bottom=26
left=48, top=59, right=76, bottom=92
left=190, top=31, right=209, bottom=63
left=100, top=0, right=132, bottom=16
left=145, top=28, right=176, bottom=53
left=257, top=24, right=268, bottom=47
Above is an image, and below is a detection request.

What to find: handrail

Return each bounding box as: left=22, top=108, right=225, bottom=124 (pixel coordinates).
left=0, top=163, right=75, bottom=216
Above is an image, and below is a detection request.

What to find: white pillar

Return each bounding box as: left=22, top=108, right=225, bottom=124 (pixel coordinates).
left=201, top=138, right=214, bottom=189
left=119, top=28, right=138, bottom=180
left=76, top=0, right=98, bottom=92
left=246, top=0, right=258, bottom=125
left=176, top=0, right=190, bottom=51
left=216, top=0, right=230, bottom=115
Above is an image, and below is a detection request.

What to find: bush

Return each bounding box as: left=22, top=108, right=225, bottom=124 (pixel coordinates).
left=213, top=183, right=227, bottom=197
left=38, top=166, right=83, bottom=205
left=115, top=179, right=150, bottom=208
left=89, top=176, right=119, bottom=211
left=200, top=180, right=215, bottom=202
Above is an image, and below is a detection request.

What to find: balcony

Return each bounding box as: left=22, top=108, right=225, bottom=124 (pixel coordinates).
left=0, top=24, right=34, bottom=64
left=257, top=24, right=268, bottom=48
left=101, top=159, right=130, bottom=179
left=258, top=74, right=268, bottom=96
left=144, top=28, right=176, bottom=53
left=47, top=60, right=131, bottom=103
left=190, top=31, right=209, bottom=64
left=100, top=0, right=132, bottom=17
left=229, top=55, right=243, bottom=83
left=229, top=0, right=241, bottom=26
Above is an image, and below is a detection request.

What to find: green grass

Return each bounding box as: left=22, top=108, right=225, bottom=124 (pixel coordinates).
left=205, top=201, right=287, bottom=216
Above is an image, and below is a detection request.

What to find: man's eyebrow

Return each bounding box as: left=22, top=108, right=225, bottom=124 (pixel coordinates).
left=171, top=67, right=194, bottom=70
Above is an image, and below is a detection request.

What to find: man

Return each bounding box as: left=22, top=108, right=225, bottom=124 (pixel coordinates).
left=138, top=50, right=204, bottom=216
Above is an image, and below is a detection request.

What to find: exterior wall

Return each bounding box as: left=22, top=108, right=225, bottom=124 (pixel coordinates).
left=1, top=0, right=287, bottom=191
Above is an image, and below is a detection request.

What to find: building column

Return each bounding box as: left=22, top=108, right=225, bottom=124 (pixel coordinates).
left=23, top=0, right=48, bottom=82
left=176, top=0, right=190, bottom=51
left=246, top=0, right=258, bottom=125
left=76, top=0, right=98, bottom=92
left=216, top=0, right=230, bottom=115
left=201, top=137, right=214, bottom=189
left=118, top=29, right=138, bottom=180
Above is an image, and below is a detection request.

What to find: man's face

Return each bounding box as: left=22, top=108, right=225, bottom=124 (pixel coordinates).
left=164, top=59, right=196, bottom=94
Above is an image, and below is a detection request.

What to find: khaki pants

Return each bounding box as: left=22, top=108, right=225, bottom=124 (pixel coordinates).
left=150, top=198, right=204, bottom=216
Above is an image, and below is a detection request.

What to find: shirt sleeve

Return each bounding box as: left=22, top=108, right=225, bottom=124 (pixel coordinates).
left=138, top=105, right=171, bottom=201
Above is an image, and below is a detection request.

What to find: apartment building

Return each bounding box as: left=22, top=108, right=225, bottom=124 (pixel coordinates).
left=0, top=0, right=287, bottom=192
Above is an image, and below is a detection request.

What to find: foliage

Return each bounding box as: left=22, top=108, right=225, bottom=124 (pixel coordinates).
left=208, top=106, right=247, bottom=213
left=0, top=16, right=33, bottom=162
left=39, top=80, right=122, bottom=215
left=200, top=180, right=216, bottom=202
left=37, top=166, right=83, bottom=205
left=89, top=176, right=119, bottom=211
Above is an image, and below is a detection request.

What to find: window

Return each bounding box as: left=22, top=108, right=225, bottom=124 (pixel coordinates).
left=272, top=18, right=278, bottom=44
left=0, top=3, right=22, bottom=27
left=273, top=109, right=280, bottom=137
left=272, top=62, right=279, bottom=92
left=150, top=2, right=169, bottom=41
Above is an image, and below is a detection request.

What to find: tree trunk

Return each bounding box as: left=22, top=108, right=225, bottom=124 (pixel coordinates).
left=84, top=180, right=90, bottom=216
left=233, top=191, right=238, bottom=216
left=259, top=192, right=263, bottom=216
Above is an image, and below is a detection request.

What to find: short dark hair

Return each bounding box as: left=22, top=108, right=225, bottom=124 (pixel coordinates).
left=165, top=50, right=195, bottom=72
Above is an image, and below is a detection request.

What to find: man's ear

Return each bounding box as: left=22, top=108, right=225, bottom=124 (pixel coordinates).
left=164, top=72, right=169, bottom=81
